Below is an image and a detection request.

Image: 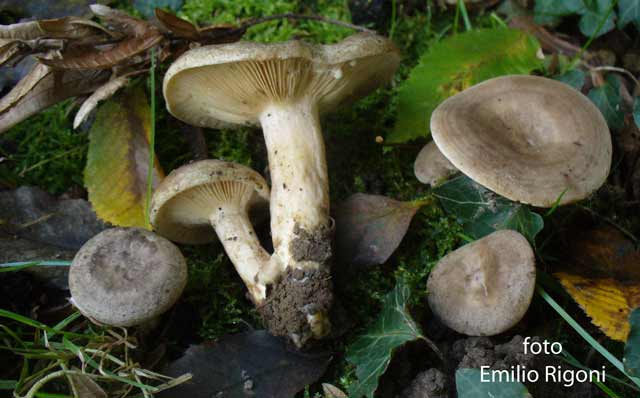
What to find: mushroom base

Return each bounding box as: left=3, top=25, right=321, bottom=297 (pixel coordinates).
left=258, top=266, right=333, bottom=348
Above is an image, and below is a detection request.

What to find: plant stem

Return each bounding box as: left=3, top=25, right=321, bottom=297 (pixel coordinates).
left=145, top=47, right=157, bottom=229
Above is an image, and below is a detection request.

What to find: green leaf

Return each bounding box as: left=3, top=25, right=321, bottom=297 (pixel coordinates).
left=134, top=0, right=184, bottom=18
left=346, top=281, right=423, bottom=398
left=578, top=0, right=616, bottom=38
left=389, top=28, right=542, bottom=144
left=0, top=380, right=17, bottom=390
left=588, top=75, right=624, bottom=130
left=433, top=175, right=544, bottom=243
left=554, top=69, right=586, bottom=90
left=534, top=0, right=585, bottom=24
left=633, top=97, right=640, bottom=129
left=456, top=369, right=530, bottom=398
left=624, top=308, right=640, bottom=376
left=84, top=85, right=164, bottom=229
left=618, top=0, right=640, bottom=28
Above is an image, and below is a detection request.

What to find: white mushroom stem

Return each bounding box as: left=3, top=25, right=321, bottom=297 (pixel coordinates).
left=210, top=204, right=279, bottom=303
left=260, top=98, right=331, bottom=270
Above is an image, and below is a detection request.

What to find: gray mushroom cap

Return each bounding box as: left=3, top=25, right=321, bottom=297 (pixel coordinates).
left=430, top=75, right=612, bottom=207
left=68, top=228, right=187, bottom=327
left=162, top=33, right=400, bottom=128
left=427, top=230, right=536, bottom=336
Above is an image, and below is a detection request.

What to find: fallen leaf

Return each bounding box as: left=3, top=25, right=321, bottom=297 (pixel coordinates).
left=433, top=175, right=544, bottom=243
left=510, top=16, right=583, bottom=58
left=555, top=226, right=640, bottom=341
left=389, top=28, right=543, bottom=143
left=346, top=281, right=425, bottom=398
left=456, top=369, right=530, bottom=398
left=38, top=33, right=163, bottom=70
left=0, top=65, right=110, bottom=134
left=155, top=8, right=200, bottom=40
left=74, top=75, right=133, bottom=129
left=89, top=4, right=152, bottom=37
left=159, top=331, right=331, bottom=398
left=0, top=40, right=28, bottom=67
left=624, top=308, right=640, bottom=375
left=84, top=85, right=163, bottom=229
left=334, top=194, right=419, bottom=267
left=0, top=17, right=104, bottom=41
left=323, top=383, right=348, bottom=398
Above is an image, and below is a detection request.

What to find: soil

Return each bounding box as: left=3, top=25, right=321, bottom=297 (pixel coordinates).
left=290, top=222, right=334, bottom=266
left=401, top=368, right=448, bottom=398
left=258, top=266, right=334, bottom=348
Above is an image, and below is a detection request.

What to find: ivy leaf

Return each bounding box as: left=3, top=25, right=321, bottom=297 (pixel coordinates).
left=588, top=75, right=624, bottom=130
left=134, top=0, right=184, bottom=18
left=618, top=0, right=640, bottom=29
left=534, top=0, right=585, bottom=25
left=433, top=175, right=543, bottom=243
left=346, top=281, right=424, bottom=398
left=633, top=97, right=640, bottom=129
left=334, top=194, right=420, bottom=267
left=578, top=0, right=616, bottom=38
left=389, top=28, right=542, bottom=144
left=624, top=308, right=640, bottom=376
left=85, top=85, right=163, bottom=229
left=554, top=69, right=586, bottom=90
left=456, top=369, right=530, bottom=398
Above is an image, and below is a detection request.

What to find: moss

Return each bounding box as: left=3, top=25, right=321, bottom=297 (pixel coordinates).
left=0, top=101, right=87, bottom=194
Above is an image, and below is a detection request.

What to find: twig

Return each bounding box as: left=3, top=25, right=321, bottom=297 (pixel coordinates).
left=240, top=13, right=376, bottom=34
left=585, top=65, right=640, bottom=92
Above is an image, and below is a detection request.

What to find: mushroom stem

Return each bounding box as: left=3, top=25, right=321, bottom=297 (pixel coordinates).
left=210, top=204, right=277, bottom=303
left=260, top=99, right=332, bottom=271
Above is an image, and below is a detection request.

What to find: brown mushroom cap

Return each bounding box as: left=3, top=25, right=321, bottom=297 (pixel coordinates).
left=414, top=141, right=458, bottom=186
left=162, top=33, right=400, bottom=128
left=150, top=159, right=269, bottom=244
left=426, top=229, right=536, bottom=336
left=69, top=228, right=187, bottom=327
left=430, top=75, right=612, bottom=207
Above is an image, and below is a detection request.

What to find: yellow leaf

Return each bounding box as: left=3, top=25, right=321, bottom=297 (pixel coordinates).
left=85, top=85, right=163, bottom=229
left=554, top=226, right=640, bottom=342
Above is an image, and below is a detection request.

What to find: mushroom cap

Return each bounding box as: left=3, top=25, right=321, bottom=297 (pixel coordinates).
left=430, top=75, right=612, bottom=207
left=414, top=141, right=458, bottom=186
left=150, top=159, right=269, bottom=245
left=426, top=229, right=536, bottom=336
left=69, top=228, right=187, bottom=327
left=163, top=33, right=400, bottom=128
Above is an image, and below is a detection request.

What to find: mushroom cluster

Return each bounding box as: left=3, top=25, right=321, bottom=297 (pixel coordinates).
left=69, top=228, right=187, bottom=328
left=157, top=33, right=400, bottom=347
left=416, top=75, right=612, bottom=207
left=422, top=75, right=613, bottom=336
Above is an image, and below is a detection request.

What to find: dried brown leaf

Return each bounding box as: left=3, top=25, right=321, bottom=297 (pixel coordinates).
left=0, top=62, right=51, bottom=113
left=155, top=8, right=199, bottom=40
left=198, top=24, right=246, bottom=44
left=0, top=66, right=110, bottom=133
left=0, top=21, right=43, bottom=40
left=68, top=372, right=107, bottom=398
left=509, top=16, right=583, bottom=58
left=0, top=17, right=105, bottom=41
left=73, top=75, right=132, bottom=128
left=0, top=40, right=27, bottom=66
left=334, top=193, right=419, bottom=267
left=38, top=33, right=162, bottom=70
left=89, top=4, right=151, bottom=37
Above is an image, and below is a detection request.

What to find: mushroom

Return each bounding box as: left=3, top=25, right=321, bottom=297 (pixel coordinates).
left=426, top=229, right=536, bottom=336
left=68, top=228, right=187, bottom=327
left=150, top=159, right=278, bottom=305
left=414, top=141, right=458, bottom=186
left=429, top=75, right=611, bottom=207
left=161, top=33, right=400, bottom=345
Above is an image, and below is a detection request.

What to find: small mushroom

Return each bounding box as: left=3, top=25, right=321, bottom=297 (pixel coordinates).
left=162, top=33, right=400, bottom=345
left=426, top=230, right=536, bottom=336
left=430, top=75, right=612, bottom=207
left=414, top=141, right=458, bottom=186
left=150, top=159, right=276, bottom=303
left=68, top=228, right=187, bottom=327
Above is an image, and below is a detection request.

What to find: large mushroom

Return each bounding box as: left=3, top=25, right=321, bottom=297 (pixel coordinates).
left=161, top=33, right=400, bottom=345
left=427, top=75, right=611, bottom=207
left=426, top=229, right=536, bottom=336
left=69, top=228, right=187, bottom=327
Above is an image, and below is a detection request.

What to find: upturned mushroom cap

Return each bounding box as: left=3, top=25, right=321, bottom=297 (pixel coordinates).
left=150, top=159, right=269, bottom=244
left=414, top=141, right=458, bottom=186
left=162, top=33, right=400, bottom=128
left=426, top=229, right=536, bottom=336
left=430, top=75, right=612, bottom=207
left=69, top=228, right=187, bottom=327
